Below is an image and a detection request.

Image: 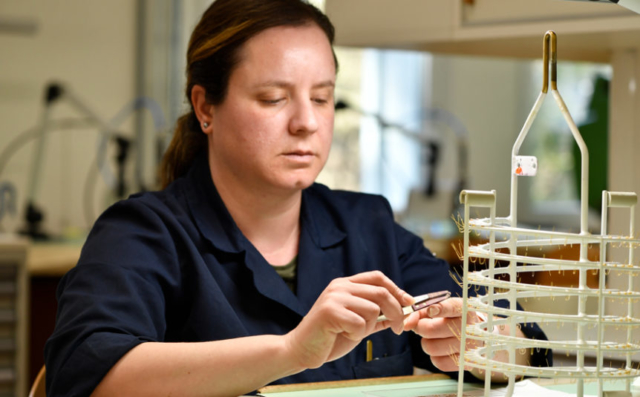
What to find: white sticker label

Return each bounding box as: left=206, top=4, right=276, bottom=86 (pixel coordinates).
left=513, top=156, right=537, bottom=176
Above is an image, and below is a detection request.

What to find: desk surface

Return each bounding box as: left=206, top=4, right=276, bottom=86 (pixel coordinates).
left=257, top=375, right=640, bottom=397
left=27, top=242, right=82, bottom=277
left=258, top=374, right=460, bottom=397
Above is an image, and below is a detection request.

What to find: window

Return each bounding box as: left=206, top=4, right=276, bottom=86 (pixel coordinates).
left=518, top=61, right=611, bottom=232
left=358, top=49, right=432, bottom=212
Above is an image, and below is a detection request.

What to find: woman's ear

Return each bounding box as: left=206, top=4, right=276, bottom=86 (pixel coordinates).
left=191, top=85, right=213, bottom=134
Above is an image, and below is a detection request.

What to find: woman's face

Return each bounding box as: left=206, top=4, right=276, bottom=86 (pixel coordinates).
left=207, top=24, right=336, bottom=194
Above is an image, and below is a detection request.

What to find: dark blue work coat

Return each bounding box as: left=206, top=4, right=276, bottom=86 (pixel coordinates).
left=44, top=154, right=549, bottom=396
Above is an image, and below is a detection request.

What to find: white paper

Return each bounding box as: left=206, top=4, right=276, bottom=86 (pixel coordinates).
left=365, top=380, right=576, bottom=397
left=490, top=380, right=575, bottom=396
left=512, top=156, right=537, bottom=176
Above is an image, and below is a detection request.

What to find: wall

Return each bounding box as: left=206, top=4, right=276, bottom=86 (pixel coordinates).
left=0, top=1, right=136, bottom=237
left=430, top=55, right=530, bottom=219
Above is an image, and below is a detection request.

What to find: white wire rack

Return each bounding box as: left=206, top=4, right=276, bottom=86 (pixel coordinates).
left=456, top=31, right=640, bottom=397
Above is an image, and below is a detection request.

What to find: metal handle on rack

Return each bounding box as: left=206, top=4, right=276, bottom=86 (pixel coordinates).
left=542, top=30, right=557, bottom=93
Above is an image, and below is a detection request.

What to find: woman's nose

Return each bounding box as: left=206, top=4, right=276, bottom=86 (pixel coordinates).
left=288, top=99, right=319, bottom=135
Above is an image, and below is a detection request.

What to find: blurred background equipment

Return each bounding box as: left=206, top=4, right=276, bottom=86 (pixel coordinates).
left=335, top=100, right=468, bottom=216
left=0, top=184, right=16, bottom=227
left=0, top=82, right=166, bottom=240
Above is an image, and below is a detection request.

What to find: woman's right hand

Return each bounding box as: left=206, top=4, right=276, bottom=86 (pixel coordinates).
left=283, top=270, right=414, bottom=370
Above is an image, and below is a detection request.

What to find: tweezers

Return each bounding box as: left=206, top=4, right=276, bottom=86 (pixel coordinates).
left=377, top=290, right=451, bottom=322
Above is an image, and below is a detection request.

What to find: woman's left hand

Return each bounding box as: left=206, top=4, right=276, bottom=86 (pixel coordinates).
left=402, top=297, right=482, bottom=372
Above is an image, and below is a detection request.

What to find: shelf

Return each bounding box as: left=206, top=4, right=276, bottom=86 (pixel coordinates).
left=325, top=0, right=640, bottom=62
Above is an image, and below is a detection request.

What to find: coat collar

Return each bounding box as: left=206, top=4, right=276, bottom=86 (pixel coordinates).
left=299, top=186, right=348, bottom=250
left=182, top=153, right=347, bottom=317
left=183, top=153, right=246, bottom=254
left=295, top=187, right=347, bottom=313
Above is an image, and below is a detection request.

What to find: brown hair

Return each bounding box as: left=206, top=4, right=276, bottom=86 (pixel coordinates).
left=159, top=0, right=337, bottom=189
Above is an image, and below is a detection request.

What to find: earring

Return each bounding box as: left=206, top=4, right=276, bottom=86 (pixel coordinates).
left=203, top=122, right=209, bottom=129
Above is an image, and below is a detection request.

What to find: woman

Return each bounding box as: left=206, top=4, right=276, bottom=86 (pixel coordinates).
left=44, top=1, right=549, bottom=396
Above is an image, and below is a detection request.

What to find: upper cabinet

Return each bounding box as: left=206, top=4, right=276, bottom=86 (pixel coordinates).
left=326, top=0, right=455, bottom=47
left=460, top=0, right=630, bottom=26
left=325, top=0, right=640, bottom=62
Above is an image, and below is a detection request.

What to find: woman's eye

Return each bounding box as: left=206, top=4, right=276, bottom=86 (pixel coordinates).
left=260, top=98, right=283, bottom=105
left=313, top=98, right=329, bottom=105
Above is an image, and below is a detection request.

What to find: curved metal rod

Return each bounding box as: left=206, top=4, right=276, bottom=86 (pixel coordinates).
left=504, top=30, right=591, bottom=397
left=510, top=30, right=588, bottom=231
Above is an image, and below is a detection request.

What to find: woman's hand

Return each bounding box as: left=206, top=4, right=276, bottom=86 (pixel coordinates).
left=403, top=297, right=531, bottom=381
left=402, top=297, right=481, bottom=372
left=284, top=271, right=414, bottom=370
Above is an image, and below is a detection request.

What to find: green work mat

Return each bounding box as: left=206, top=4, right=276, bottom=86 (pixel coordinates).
left=543, top=379, right=639, bottom=395
left=258, top=378, right=480, bottom=397
left=258, top=378, right=640, bottom=397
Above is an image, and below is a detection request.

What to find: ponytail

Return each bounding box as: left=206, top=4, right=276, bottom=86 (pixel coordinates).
left=159, top=111, right=206, bottom=189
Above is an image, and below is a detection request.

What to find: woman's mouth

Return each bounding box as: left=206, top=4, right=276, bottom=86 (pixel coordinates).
left=284, top=150, right=314, bottom=157
left=282, top=150, right=315, bottom=164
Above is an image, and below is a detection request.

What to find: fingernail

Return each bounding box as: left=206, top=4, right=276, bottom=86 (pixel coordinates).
left=428, top=306, right=440, bottom=317
left=402, top=290, right=414, bottom=304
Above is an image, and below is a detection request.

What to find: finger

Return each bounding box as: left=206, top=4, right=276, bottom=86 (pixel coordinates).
left=346, top=283, right=403, bottom=322
left=403, top=311, right=421, bottom=331
left=421, top=335, right=461, bottom=357
left=403, top=301, right=445, bottom=331
left=414, top=317, right=462, bottom=339
left=344, top=275, right=411, bottom=333
left=419, top=297, right=464, bottom=319
left=347, top=271, right=414, bottom=306
left=342, top=295, right=389, bottom=334
left=357, top=290, right=405, bottom=334
left=372, top=318, right=396, bottom=334
left=430, top=353, right=461, bottom=372
left=329, top=304, right=369, bottom=341
left=324, top=288, right=405, bottom=336
left=468, top=310, right=484, bottom=325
